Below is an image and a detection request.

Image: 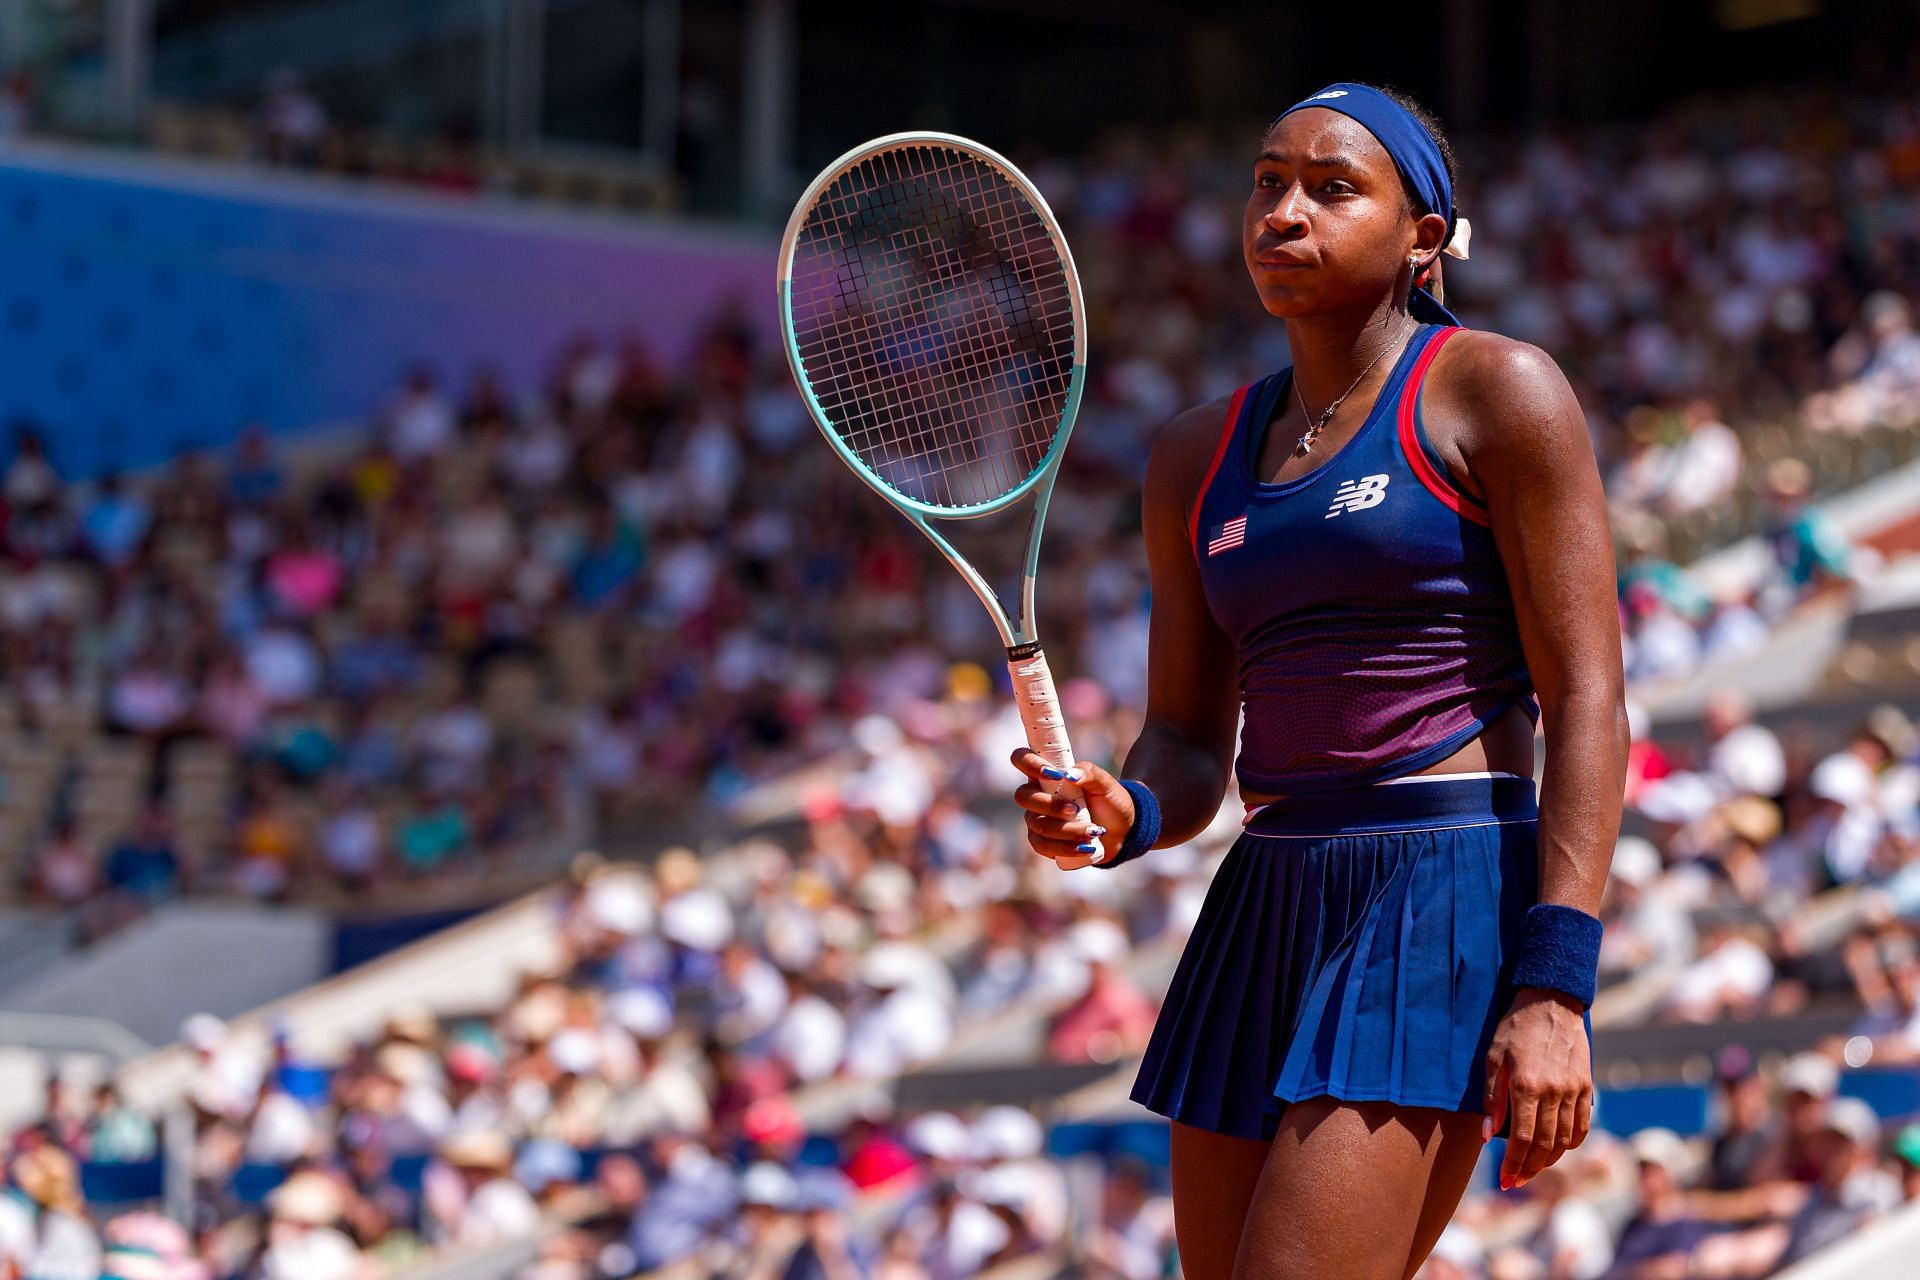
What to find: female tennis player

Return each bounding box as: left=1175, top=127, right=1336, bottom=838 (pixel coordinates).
left=1013, top=83, right=1627, bottom=1279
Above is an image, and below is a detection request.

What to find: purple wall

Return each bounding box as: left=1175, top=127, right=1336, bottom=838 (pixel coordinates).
left=0, top=143, right=778, bottom=474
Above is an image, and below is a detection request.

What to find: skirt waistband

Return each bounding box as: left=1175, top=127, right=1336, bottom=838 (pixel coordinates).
left=1243, top=775, right=1538, bottom=837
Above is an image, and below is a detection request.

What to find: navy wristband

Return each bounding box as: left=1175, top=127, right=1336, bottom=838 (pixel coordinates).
left=1510, top=903, right=1603, bottom=1009
left=1098, top=780, right=1162, bottom=869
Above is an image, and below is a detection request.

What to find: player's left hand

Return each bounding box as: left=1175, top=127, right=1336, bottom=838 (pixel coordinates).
left=1010, top=750, right=1135, bottom=870
left=1484, top=987, right=1593, bottom=1190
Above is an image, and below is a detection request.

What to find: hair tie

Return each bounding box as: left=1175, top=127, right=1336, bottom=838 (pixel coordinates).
left=1443, top=215, right=1472, bottom=261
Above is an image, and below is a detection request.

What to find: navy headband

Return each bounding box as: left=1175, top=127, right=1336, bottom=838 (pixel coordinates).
left=1278, top=82, right=1462, bottom=326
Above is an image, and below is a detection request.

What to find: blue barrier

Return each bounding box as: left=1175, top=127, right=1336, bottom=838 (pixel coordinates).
left=1048, top=1120, right=1173, bottom=1168
left=1838, top=1068, right=1920, bottom=1122
left=330, top=906, right=489, bottom=975
left=231, top=1162, right=289, bottom=1205
left=273, top=1063, right=333, bottom=1108
left=80, top=1158, right=164, bottom=1205
left=1040, top=1071, right=1920, bottom=1176
left=1592, top=1083, right=1712, bottom=1138
left=390, top=1153, right=429, bottom=1195
left=86, top=1071, right=1918, bottom=1214
left=797, top=1135, right=843, bottom=1168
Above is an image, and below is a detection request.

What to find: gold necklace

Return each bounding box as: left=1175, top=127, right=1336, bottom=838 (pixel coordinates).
left=1292, top=319, right=1416, bottom=456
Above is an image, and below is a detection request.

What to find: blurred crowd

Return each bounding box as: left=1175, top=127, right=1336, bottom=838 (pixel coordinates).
left=1606, top=687, right=1920, bottom=1032
left=1, top=840, right=1198, bottom=1280
left=11, top=93, right=1919, bottom=915
left=10, top=791, right=1920, bottom=1279
left=1015, top=84, right=1920, bottom=686
left=3, top=60, right=1920, bottom=1280
left=0, top=306, right=1165, bottom=921
left=1416, top=1047, right=1920, bottom=1280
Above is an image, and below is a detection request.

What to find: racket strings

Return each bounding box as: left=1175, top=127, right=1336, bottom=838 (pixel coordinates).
left=803, top=163, right=1062, bottom=502
left=789, top=142, right=1077, bottom=510
left=822, top=146, right=1070, bottom=503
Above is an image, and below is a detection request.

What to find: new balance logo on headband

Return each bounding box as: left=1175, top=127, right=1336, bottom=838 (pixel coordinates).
left=1326, top=474, right=1389, bottom=518
left=1310, top=90, right=1349, bottom=100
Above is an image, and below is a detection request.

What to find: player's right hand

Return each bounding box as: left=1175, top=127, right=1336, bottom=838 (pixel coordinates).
left=1010, top=749, right=1136, bottom=870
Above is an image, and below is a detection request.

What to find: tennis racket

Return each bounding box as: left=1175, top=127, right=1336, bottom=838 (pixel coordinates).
left=776, top=132, right=1092, bottom=841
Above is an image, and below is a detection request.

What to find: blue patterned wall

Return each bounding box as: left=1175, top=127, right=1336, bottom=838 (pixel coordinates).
left=0, top=143, right=776, bottom=477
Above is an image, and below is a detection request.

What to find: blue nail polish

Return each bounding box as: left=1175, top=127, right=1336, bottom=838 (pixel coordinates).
left=1063, top=803, right=1079, bottom=815
left=1066, top=768, right=1084, bottom=782
left=1040, top=765, right=1066, bottom=780
left=1075, top=842, right=1098, bottom=854
left=1090, top=826, right=1107, bottom=836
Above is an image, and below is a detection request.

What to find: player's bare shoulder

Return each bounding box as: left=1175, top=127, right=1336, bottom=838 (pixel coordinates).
left=1424, top=329, right=1585, bottom=461
left=1143, top=390, right=1240, bottom=520
left=1428, top=330, right=1570, bottom=402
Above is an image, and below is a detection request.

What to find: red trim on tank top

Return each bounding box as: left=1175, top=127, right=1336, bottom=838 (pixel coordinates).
left=1189, top=383, right=1252, bottom=556
left=1396, top=327, right=1491, bottom=528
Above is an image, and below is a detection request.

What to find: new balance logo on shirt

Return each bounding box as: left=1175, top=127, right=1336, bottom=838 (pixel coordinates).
left=1207, top=473, right=1388, bottom=555
left=1326, top=473, right=1389, bottom=518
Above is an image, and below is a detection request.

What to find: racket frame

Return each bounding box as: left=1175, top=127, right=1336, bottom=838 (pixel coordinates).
left=775, top=130, right=1088, bottom=652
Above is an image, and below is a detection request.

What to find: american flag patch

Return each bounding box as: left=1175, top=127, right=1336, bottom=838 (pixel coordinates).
left=1206, top=515, right=1248, bottom=556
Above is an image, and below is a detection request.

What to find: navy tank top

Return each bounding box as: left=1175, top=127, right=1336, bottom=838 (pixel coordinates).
left=1189, top=324, right=1538, bottom=795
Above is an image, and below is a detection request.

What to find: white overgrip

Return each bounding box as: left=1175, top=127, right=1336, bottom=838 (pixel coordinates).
left=1008, top=646, right=1086, bottom=809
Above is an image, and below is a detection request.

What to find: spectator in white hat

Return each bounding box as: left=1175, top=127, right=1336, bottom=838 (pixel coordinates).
left=903, top=1111, right=975, bottom=1173
left=1608, top=1128, right=1710, bottom=1275
left=722, top=1162, right=806, bottom=1275
left=425, top=1130, right=540, bottom=1249
left=577, top=871, right=654, bottom=941
left=180, top=1013, right=265, bottom=1121
left=962, top=1161, right=1044, bottom=1270
left=709, top=938, right=790, bottom=1051
left=1045, top=918, right=1156, bottom=1064
left=843, top=946, right=954, bottom=1079
left=1659, top=915, right=1774, bottom=1025
left=1512, top=1148, right=1612, bottom=1280
left=785, top=1168, right=874, bottom=1280
left=1126, top=844, right=1205, bottom=944
left=968, top=1105, right=1067, bottom=1243
left=1415, top=1223, right=1484, bottom=1280
left=1083, top=1156, right=1175, bottom=1280
left=1767, top=1052, right=1840, bottom=1186
left=660, top=885, right=735, bottom=954
left=625, top=1130, right=737, bottom=1272
left=895, top=1173, right=1017, bottom=1280
left=1702, top=688, right=1785, bottom=799
left=768, top=967, right=848, bottom=1084
left=1598, top=836, right=1694, bottom=978
left=1728, top=1096, right=1904, bottom=1274
left=1805, top=751, right=1881, bottom=885
left=254, top=1169, right=357, bottom=1280
left=600, top=1011, right=711, bottom=1144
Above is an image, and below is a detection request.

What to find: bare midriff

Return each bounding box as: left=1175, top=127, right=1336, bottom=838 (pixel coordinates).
left=1238, top=702, right=1537, bottom=807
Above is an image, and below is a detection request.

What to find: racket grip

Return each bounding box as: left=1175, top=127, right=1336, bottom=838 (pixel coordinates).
left=1008, top=644, right=1084, bottom=806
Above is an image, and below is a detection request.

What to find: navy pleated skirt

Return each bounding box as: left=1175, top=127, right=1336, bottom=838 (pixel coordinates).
left=1130, top=774, right=1559, bottom=1142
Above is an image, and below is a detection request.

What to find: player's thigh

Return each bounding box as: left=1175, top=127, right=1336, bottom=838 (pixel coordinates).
left=1230, top=1097, right=1484, bottom=1280
left=1169, top=1119, right=1272, bottom=1280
